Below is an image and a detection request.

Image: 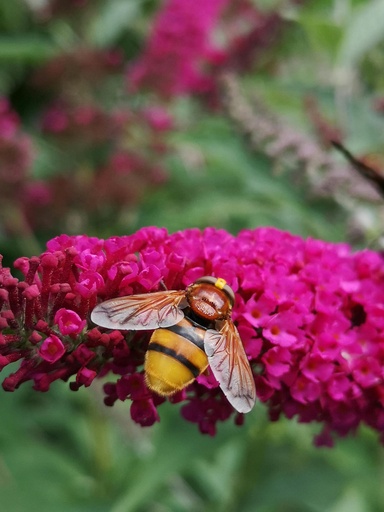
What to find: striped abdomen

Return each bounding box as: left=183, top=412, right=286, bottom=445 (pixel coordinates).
left=144, top=317, right=209, bottom=395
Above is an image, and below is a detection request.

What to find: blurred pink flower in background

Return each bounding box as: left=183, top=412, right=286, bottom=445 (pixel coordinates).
left=128, top=0, right=230, bottom=96
left=0, top=98, right=34, bottom=185
left=128, top=0, right=284, bottom=102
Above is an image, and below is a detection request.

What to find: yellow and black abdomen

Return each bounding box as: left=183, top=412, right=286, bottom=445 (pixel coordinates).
left=144, top=317, right=208, bottom=396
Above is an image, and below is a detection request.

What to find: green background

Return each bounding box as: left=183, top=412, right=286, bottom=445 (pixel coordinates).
left=1, top=0, right=384, bottom=510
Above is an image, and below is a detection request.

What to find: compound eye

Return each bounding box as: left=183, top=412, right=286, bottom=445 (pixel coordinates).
left=194, top=276, right=236, bottom=306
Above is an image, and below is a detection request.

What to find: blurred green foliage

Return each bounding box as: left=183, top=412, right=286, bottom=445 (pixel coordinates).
left=1, top=0, right=384, bottom=510
left=1, top=377, right=383, bottom=512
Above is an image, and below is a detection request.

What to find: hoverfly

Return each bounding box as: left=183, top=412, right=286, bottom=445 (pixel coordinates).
left=91, top=276, right=256, bottom=413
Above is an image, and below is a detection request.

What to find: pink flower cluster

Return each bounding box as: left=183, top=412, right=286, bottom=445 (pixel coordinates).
left=41, top=102, right=125, bottom=143
left=129, top=0, right=229, bottom=97
left=1, top=227, right=384, bottom=443
left=0, top=88, right=171, bottom=236
left=0, top=98, right=39, bottom=238
left=128, top=0, right=284, bottom=99
left=0, top=98, right=34, bottom=187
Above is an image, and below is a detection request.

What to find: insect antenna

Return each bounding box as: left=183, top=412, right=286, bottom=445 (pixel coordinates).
left=331, top=140, right=384, bottom=197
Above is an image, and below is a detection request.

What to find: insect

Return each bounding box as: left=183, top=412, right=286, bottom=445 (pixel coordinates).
left=91, top=276, right=256, bottom=413
left=332, top=140, right=384, bottom=197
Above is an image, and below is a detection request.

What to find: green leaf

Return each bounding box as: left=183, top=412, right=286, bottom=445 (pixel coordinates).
left=87, top=0, right=144, bottom=46
left=0, top=36, right=56, bottom=63
left=0, top=0, right=29, bottom=31
left=338, top=0, right=384, bottom=67
left=329, top=488, right=371, bottom=512
left=298, top=16, right=342, bottom=57
left=109, top=404, right=243, bottom=512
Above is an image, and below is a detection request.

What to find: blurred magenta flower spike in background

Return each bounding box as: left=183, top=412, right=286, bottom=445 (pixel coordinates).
left=128, top=0, right=283, bottom=101
left=1, top=226, right=384, bottom=443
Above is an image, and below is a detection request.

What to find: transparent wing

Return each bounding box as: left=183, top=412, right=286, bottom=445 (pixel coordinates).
left=91, top=290, right=187, bottom=330
left=204, top=321, right=256, bottom=413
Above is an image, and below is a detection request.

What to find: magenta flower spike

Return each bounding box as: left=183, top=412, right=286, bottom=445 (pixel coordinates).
left=127, top=0, right=283, bottom=101
left=1, top=226, right=384, bottom=443
left=128, top=0, right=229, bottom=96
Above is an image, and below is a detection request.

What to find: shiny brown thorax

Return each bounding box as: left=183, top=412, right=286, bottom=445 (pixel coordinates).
left=185, top=282, right=233, bottom=321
